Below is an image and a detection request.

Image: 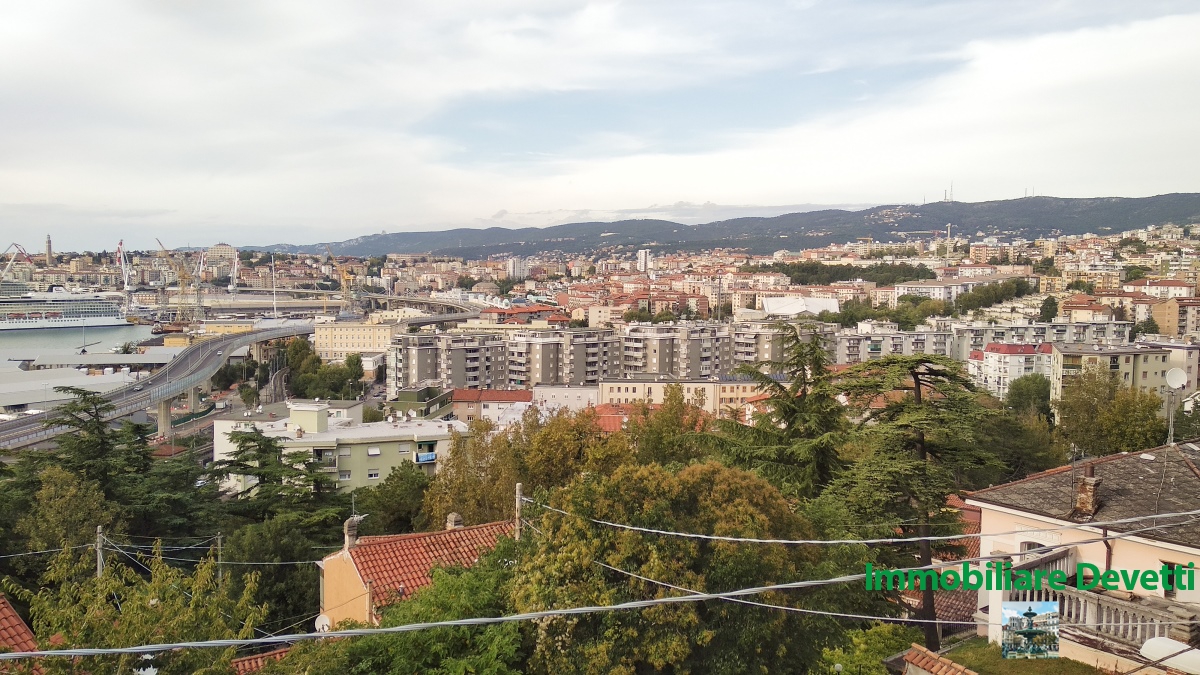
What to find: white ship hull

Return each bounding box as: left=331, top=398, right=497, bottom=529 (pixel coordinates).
left=0, top=315, right=129, bottom=331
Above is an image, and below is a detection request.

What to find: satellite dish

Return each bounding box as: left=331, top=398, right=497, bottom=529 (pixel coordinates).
left=1167, top=368, right=1188, bottom=390
left=315, top=614, right=332, bottom=632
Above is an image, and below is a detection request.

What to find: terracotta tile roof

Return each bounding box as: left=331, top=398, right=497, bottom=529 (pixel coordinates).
left=230, top=646, right=291, bottom=674
left=901, top=643, right=978, bottom=674
left=350, top=522, right=512, bottom=606
left=0, top=594, right=35, bottom=654
left=900, top=588, right=981, bottom=627
left=451, top=389, right=533, bottom=403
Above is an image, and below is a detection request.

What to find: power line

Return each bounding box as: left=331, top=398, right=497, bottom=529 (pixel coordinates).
left=524, top=498, right=1200, bottom=546
left=6, top=520, right=1196, bottom=661
left=0, top=545, right=90, bottom=560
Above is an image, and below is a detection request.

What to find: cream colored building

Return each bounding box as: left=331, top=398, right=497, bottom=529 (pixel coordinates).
left=1049, top=343, right=1170, bottom=410
left=316, top=321, right=401, bottom=361
left=968, top=446, right=1200, bottom=673
left=598, top=375, right=764, bottom=415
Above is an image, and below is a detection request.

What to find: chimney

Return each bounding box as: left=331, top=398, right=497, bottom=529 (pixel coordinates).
left=1075, top=464, right=1101, bottom=517
left=343, top=514, right=365, bottom=551
left=445, top=512, right=464, bottom=530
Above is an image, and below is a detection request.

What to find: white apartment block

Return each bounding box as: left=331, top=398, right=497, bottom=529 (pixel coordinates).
left=946, top=320, right=1132, bottom=361
left=966, top=343, right=1054, bottom=399
left=834, top=322, right=951, bottom=364
left=893, top=274, right=1033, bottom=303
left=532, top=384, right=600, bottom=412
left=1120, top=278, right=1196, bottom=299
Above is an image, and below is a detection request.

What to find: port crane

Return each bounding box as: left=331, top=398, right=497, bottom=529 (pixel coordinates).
left=156, top=239, right=204, bottom=324
left=325, top=246, right=358, bottom=315
left=2, top=243, right=35, bottom=281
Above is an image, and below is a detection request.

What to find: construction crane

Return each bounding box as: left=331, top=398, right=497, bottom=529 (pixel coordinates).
left=2, top=243, right=35, bottom=281
left=325, top=246, right=358, bottom=315
left=156, top=239, right=204, bottom=324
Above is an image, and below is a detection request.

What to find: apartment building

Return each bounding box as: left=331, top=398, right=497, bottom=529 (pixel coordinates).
left=892, top=275, right=1032, bottom=304
left=1120, top=278, right=1196, bottom=299
left=966, top=343, right=1053, bottom=398
left=731, top=321, right=836, bottom=369
left=213, top=401, right=457, bottom=494
left=450, top=389, right=533, bottom=423
left=506, top=329, right=621, bottom=388
left=531, top=384, right=599, bottom=411
left=315, top=321, right=400, bottom=361
left=834, top=321, right=951, bottom=365
left=386, top=333, right=508, bottom=396
left=1150, top=297, right=1200, bottom=337
left=1049, top=343, right=1171, bottom=405
left=598, top=374, right=765, bottom=415
left=620, top=322, right=732, bottom=379
left=1136, top=338, right=1200, bottom=396
left=946, top=319, right=1131, bottom=361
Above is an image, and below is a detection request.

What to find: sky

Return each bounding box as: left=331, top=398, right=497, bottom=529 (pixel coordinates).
left=2, top=1, right=1199, bottom=251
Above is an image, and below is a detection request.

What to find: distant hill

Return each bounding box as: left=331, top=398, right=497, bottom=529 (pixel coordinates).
left=258, top=193, right=1200, bottom=257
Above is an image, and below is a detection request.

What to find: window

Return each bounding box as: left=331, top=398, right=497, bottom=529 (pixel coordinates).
left=367, top=446, right=381, bottom=456
left=338, top=471, right=351, bottom=481
left=367, top=469, right=380, bottom=480
left=1163, top=561, right=1184, bottom=598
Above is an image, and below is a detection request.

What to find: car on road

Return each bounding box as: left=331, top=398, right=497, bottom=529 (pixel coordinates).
left=133, top=385, right=144, bottom=391
left=216, top=350, right=223, bottom=355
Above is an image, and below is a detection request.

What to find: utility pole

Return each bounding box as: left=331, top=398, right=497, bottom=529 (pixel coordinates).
left=216, top=531, right=224, bottom=582
left=96, top=525, right=104, bottom=578
left=514, top=483, right=524, bottom=542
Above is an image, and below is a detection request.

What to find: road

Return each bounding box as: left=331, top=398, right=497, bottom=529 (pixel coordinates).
left=0, top=324, right=314, bottom=449
left=0, top=300, right=482, bottom=450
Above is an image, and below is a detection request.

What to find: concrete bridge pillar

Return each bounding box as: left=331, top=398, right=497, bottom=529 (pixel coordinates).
left=157, top=399, right=172, bottom=437
left=188, top=386, right=200, bottom=412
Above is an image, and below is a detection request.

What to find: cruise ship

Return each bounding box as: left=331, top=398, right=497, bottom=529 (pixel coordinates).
left=0, top=286, right=127, bottom=331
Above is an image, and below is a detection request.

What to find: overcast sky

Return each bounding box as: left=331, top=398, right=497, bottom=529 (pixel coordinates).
left=2, top=1, right=1199, bottom=251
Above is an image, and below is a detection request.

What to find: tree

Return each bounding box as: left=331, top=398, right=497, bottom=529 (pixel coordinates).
left=345, top=353, right=364, bottom=381
left=6, top=551, right=266, bottom=675
left=512, top=462, right=882, bottom=675
left=624, top=383, right=709, bottom=466
left=16, top=466, right=123, bottom=553
left=1053, top=366, right=1167, bottom=456
left=1132, top=317, right=1161, bottom=339
left=223, top=515, right=323, bottom=632
left=819, top=623, right=924, bottom=674
left=422, top=420, right=521, bottom=528
left=40, top=387, right=152, bottom=501
left=838, top=355, right=996, bottom=650
left=708, top=324, right=845, bottom=498
left=354, top=461, right=431, bottom=536
left=207, top=429, right=344, bottom=521
left=1066, top=279, right=1095, bottom=294
left=1038, top=296, right=1059, bottom=322
left=238, top=383, right=259, bottom=407
left=1006, top=373, right=1052, bottom=420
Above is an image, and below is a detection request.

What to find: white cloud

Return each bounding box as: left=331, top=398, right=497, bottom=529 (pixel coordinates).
left=0, top=2, right=1196, bottom=249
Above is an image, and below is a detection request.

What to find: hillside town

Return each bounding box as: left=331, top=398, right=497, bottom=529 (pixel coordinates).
left=6, top=218, right=1200, bottom=672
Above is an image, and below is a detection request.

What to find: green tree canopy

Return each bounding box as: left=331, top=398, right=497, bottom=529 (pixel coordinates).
left=1038, top=296, right=1058, bottom=322
left=1006, top=373, right=1052, bottom=420
left=1052, top=366, right=1166, bottom=456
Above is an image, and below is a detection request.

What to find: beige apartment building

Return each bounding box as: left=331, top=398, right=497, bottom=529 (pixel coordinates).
left=1049, top=343, right=1171, bottom=408
left=387, top=333, right=507, bottom=396
left=1150, top=297, right=1200, bottom=337
left=316, top=321, right=401, bottom=361
left=598, top=375, right=764, bottom=416
left=506, top=329, right=621, bottom=388
left=621, top=322, right=732, bottom=379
